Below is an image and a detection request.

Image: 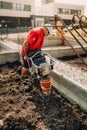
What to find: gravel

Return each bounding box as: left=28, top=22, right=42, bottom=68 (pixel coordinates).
left=54, top=58, right=87, bottom=87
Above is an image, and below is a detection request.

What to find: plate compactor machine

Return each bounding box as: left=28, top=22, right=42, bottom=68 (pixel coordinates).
left=27, top=49, right=54, bottom=95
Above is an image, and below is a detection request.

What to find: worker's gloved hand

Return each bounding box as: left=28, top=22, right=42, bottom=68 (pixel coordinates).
left=24, top=55, right=28, bottom=61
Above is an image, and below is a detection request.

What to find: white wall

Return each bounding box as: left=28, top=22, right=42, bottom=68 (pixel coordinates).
left=0, top=0, right=35, bottom=17
left=55, top=0, right=87, bottom=16
left=35, top=2, right=84, bottom=20
left=35, top=3, right=54, bottom=16
left=54, top=2, right=84, bottom=20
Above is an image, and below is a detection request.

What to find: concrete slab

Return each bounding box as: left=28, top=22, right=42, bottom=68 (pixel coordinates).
left=0, top=40, right=21, bottom=52
left=43, top=46, right=87, bottom=58
left=1, top=39, right=87, bottom=59
left=51, top=70, right=87, bottom=112
left=0, top=40, right=21, bottom=64
left=51, top=59, right=87, bottom=112
left=0, top=51, right=19, bottom=65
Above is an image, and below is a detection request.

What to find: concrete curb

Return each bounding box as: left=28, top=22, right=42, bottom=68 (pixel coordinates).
left=51, top=70, right=87, bottom=112
left=1, top=39, right=87, bottom=58
left=0, top=51, right=19, bottom=65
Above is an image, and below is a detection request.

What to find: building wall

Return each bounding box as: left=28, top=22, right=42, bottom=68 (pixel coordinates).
left=41, top=0, right=54, bottom=4
left=0, top=0, right=85, bottom=31
left=35, top=3, right=54, bottom=16
left=0, top=0, right=35, bottom=29
left=0, top=0, right=35, bottom=17
left=35, top=2, right=85, bottom=20
left=54, top=2, right=84, bottom=20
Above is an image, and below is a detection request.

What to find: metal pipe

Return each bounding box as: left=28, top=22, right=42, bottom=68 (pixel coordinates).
left=65, top=38, right=87, bottom=66
left=60, top=17, right=87, bottom=54
left=54, top=15, right=87, bottom=66
left=80, top=15, right=87, bottom=28
left=72, top=14, right=87, bottom=34
left=71, top=23, right=87, bottom=44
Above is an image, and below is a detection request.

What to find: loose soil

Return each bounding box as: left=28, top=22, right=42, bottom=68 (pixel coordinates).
left=0, top=61, right=87, bottom=130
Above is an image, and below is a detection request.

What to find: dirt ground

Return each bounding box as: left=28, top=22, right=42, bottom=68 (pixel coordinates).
left=0, top=61, right=87, bottom=130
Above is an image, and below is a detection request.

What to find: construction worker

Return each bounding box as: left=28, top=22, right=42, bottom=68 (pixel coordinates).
left=21, top=26, right=50, bottom=78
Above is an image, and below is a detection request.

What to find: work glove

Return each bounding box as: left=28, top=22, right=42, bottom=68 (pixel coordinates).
left=24, top=55, right=29, bottom=61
